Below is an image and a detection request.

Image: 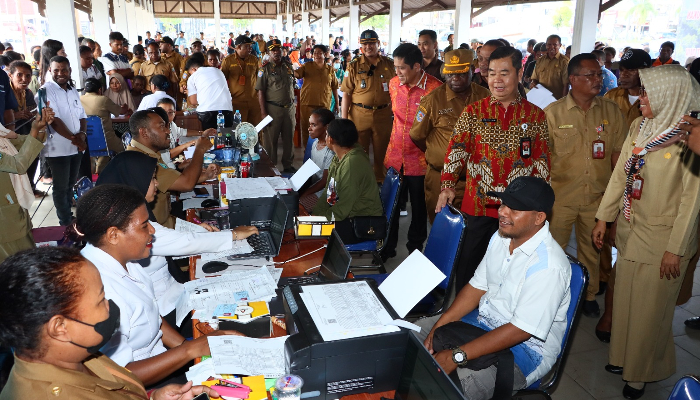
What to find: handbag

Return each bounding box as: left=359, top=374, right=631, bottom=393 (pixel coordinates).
left=350, top=216, right=387, bottom=240
left=433, top=321, right=515, bottom=400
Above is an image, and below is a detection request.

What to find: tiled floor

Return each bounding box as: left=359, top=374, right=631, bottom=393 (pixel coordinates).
left=30, top=147, right=700, bottom=400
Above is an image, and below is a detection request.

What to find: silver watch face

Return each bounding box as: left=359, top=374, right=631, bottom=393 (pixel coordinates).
left=454, top=351, right=465, bottom=363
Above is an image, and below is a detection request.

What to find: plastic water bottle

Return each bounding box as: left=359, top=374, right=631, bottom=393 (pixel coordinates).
left=216, top=110, right=225, bottom=131
left=233, top=110, right=242, bottom=126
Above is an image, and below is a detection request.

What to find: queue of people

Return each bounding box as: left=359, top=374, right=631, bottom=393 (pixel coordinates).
left=2, top=25, right=700, bottom=400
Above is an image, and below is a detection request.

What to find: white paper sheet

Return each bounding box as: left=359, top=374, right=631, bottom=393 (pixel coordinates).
left=526, top=84, right=557, bottom=110
left=208, top=335, right=289, bottom=377
left=264, top=176, right=292, bottom=191
left=378, top=250, right=446, bottom=318
left=298, top=281, right=400, bottom=342
left=255, top=115, right=273, bottom=133
left=289, top=159, right=321, bottom=191
left=174, top=218, right=211, bottom=233
left=224, top=177, right=278, bottom=200
left=197, top=240, right=254, bottom=262
left=184, top=268, right=278, bottom=310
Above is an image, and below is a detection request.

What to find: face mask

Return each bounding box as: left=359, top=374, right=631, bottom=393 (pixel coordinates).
left=333, top=63, right=341, bottom=69
left=66, top=299, right=121, bottom=354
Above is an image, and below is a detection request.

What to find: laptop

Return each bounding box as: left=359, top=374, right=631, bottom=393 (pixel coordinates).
left=227, top=196, right=289, bottom=260
left=277, top=229, right=351, bottom=287
left=394, top=334, right=467, bottom=400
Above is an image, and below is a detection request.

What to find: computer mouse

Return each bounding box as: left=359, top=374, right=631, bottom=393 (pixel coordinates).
left=201, top=199, right=220, bottom=208
left=201, top=260, right=229, bottom=274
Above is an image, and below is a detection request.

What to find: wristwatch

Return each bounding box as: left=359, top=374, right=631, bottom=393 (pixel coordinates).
left=452, top=347, right=469, bottom=367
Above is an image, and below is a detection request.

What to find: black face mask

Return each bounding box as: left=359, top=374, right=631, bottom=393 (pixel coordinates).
left=65, top=299, right=121, bottom=354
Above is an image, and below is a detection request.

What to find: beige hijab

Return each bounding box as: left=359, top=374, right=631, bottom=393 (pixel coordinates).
left=0, top=127, right=34, bottom=211
left=105, top=73, right=136, bottom=112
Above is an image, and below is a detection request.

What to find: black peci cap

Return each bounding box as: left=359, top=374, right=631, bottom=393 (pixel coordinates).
left=235, top=35, right=253, bottom=47
left=487, top=177, right=555, bottom=212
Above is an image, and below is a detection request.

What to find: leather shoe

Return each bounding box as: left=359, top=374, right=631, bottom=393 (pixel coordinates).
left=582, top=300, right=601, bottom=318
left=685, top=316, right=700, bottom=329
left=623, top=383, right=646, bottom=399
left=595, top=329, right=611, bottom=343
left=605, top=364, right=623, bottom=375
left=596, top=281, right=608, bottom=295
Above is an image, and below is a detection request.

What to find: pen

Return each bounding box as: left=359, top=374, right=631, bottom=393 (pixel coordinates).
left=192, top=217, right=202, bottom=224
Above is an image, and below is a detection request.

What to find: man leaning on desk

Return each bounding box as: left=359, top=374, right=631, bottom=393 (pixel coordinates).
left=416, top=177, right=571, bottom=400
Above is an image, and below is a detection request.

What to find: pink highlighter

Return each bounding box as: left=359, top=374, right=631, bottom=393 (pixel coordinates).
left=211, top=379, right=251, bottom=399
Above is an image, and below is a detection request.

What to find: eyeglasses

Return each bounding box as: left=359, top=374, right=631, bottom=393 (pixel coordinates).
left=573, top=72, right=604, bottom=80
left=368, top=64, right=376, bottom=77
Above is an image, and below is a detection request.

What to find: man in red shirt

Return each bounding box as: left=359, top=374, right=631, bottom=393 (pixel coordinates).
left=382, top=43, right=442, bottom=259
left=437, top=46, right=551, bottom=292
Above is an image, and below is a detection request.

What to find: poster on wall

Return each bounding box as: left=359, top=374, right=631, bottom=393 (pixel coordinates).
left=677, top=0, right=700, bottom=62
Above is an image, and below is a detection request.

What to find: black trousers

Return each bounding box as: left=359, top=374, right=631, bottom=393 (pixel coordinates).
left=384, top=175, right=428, bottom=255
left=454, top=215, right=499, bottom=293
left=197, top=110, right=234, bottom=130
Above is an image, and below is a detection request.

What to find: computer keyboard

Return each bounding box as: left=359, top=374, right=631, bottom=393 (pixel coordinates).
left=285, top=276, right=318, bottom=285
left=247, top=233, right=272, bottom=254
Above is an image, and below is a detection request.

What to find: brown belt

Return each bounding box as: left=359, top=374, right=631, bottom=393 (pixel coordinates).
left=266, top=100, right=293, bottom=109
left=353, top=102, right=390, bottom=110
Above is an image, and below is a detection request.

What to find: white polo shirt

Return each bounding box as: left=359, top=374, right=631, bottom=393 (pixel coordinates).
left=40, top=80, right=87, bottom=157
left=81, top=244, right=168, bottom=367
left=186, top=67, right=233, bottom=113
left=469, top=221, right=571, bottom=386
left=99, top=52, right=131, bottom=74
left=137, top=91, right=176, bottom=111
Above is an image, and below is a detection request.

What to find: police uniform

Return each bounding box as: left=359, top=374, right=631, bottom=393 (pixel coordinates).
left=531, top=52, right=569, bottom=100
left=161, top=43, right=185, bottom=107
left=409, top=50, right=491, bottom=223
left=295, top=61, right=339, bottom=146
left=137, top=59, right=179, bottom=99
left=544, top=94, right=627, bottom=302
left=221, top=35, right=262, bottom=125
left=340, top=30, right=396, bottom=182
left=255, top=39, right=296, bottom=170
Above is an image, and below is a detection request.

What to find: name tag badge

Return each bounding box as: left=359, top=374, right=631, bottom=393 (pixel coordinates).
left=631, top=175, right=644, bottom=200
left=238, top=75, right=246, bottom=86
left=592, top=139, right=605, bottom=159
left=558, top=125, right=574, bottom=129
left=520, top=137, right=532, bottom=159
left=382, top=82, right=389, bottom=91
left=481, top=118, right=497, bottom=124
left=360, top=79, right=367, bottom=89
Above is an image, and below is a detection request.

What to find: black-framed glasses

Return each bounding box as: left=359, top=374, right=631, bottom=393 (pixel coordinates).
left=368, top=64, right=376, bottom=77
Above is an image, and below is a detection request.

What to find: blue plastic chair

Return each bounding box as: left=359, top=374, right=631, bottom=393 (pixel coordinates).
left=346, top=167, right=401, bottom=273
left=303, top=137, right=315, bottom=163
left=121, top=131, right=132, bottom=150
left=668, top=375, right=700, bottom=400
left=85, top=115, right=115, bottom=158
left=357, top=204, right=467, bottom=317
left=517, top=257, right=589, bottom=394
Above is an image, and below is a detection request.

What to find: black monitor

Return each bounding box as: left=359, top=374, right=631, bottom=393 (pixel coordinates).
left=318, top=229, right=351, bottom=281
left=394, top=334, right=466, bottom=400
left=269, top=196, right=288, bottom=252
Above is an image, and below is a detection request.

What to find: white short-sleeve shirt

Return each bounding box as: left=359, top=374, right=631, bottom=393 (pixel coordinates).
left=40, top=81, right=88, bottom=157
left=469, top=221, right=571, bottom=385
left=81, top=244, right=168, bottom=367
left=137, top=91, right=176, bottom=111
left=186, top=67, right=233, bottom=113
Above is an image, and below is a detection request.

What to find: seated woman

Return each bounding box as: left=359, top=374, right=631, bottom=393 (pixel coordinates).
left=105, top=73, right=136, bottom=115
left=0, top=246, right=220, bottom=399
left=72, top=184, right=241, bottom=386
left=300, top=108, right=335, bottom=207
left=96, top=151, right=258, bottom=334
left=137, top=74, right=176, bottom=111
left=80, top=78, right=127, bottom=174
left=312, top=118, right=383, bottom=243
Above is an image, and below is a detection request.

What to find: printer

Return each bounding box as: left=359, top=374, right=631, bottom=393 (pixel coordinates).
left=280, top=279, right=410, bottom=399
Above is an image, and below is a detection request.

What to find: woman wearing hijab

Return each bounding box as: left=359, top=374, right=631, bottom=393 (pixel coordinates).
left=80, top=78, right=127, bottom=174
left=105, top=73, right=136, bottom=114
left=96, top=151, right=258, bottom=335
left=591, top=65, right=700, bottom=399
left=137, top=75, right=176, bottom=111
left=0, top=247, right=221, bottom=399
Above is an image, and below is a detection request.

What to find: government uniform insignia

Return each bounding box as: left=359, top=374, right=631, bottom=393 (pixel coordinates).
left=258, top=69, right=263, bottom=77
left=450, top=56, right=460, bottom=64
left=416, top=110, right=425, bottom=122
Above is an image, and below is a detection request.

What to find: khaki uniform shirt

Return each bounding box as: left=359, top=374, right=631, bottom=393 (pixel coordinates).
left=604, top=87, right=642, bottom=130
left=410, top=82, right=491, bottom=169
left=220, top=53, right=260, bottom=104
left=0, top=135, right=43, bottom=243
left=254, top=60, right=296, bottom=105
left=130, top=59, right=144, bottom=77
left=161, top=51, right=185, bottom=79
left=295, top=62, right=339, bottom=108
left=544, top=94, right=627, bottom=206
left=532, top=53, right=569, bottom=100
left=127, top=140, right=180, bottom=228
left=137, top=60, right=179, bottom=87
left=596, top=117, right=700, bottom=264
left=80, top=93, right=123, bottom=141
left=340, top=55, right=395, bottom=107
left=0, top=354, right=147, bottom=400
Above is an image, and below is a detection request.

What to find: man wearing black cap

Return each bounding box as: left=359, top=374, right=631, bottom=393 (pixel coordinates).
left=416, top=176, right=571, bottom=400
left=255, top=39, right=297, bottom=172
left=340, top=29, right=396, bottom=183
left=604, top=48, right=651, bottom=128
left=160, top=36, right=185, bottom=85
left=221, top=35, right=262, bottom=125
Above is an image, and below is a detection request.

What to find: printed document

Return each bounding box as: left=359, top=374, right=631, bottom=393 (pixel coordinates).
left=208, top=335, right=289, bottom=377
left=224, top=177, right=278, bottom=200
left=289, top=159, right=321, bottom=191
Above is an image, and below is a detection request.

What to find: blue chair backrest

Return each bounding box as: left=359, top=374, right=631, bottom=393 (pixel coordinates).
left=668, top=375, right=700, bottom=400
left=303, top=136, right=315, bottom=163
left=73, top=176, right=94, bottom=201
left=424, top=205, right=466, bottom=291
left=122, top=131, right=132, bottom=149
left=85, top=116, right=110, bottom=157
left=381, top=167, right=401, bottom=222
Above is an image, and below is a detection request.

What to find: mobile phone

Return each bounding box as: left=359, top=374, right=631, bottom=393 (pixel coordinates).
left=192, top=393, right=210, bottom=400
left=690, top=111, right=700, bottom=119
left=37, top=88, right=47, bottom=115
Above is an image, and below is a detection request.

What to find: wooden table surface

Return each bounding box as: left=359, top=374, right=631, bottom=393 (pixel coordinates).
left=185, top=153, right=393, bottom=400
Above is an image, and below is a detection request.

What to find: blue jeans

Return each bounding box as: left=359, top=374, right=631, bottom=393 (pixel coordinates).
left=47, top=154, right=82, bottom=225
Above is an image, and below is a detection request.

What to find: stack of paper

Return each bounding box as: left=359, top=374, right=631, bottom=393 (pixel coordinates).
left=224, top=177, right=278, bottom=200
left=197, top=241, right=255, bottom=262
left=208, top=335, right=289, bottom=377
left=264, top=176, right=292, bottom=191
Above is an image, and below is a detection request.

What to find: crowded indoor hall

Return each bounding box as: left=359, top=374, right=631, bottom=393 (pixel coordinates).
left=0, top=0, right=700, bottom=399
